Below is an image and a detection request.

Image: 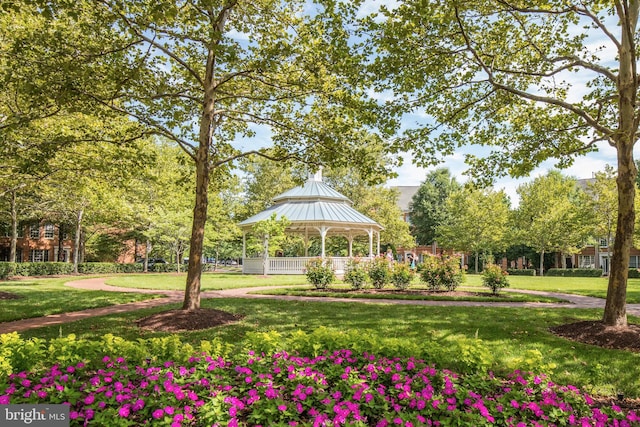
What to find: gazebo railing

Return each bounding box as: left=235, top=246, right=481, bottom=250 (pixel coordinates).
left=242, top=257, right=355, bottom=275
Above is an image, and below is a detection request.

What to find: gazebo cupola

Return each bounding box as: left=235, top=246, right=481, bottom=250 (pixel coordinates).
left=239, top=169, right=383, bottom=274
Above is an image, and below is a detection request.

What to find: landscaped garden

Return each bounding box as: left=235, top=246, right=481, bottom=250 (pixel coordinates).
left=2, top=271, right=640, bottom=425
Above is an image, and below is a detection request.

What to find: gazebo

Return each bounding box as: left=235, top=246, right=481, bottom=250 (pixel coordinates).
left=239, top=170, right=383, bottom=274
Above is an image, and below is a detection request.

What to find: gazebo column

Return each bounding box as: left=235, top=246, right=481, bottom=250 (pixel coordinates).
left=316, top=226, right=329, bottom=258
left=242, top=233, right=247, bottom=273
left=304, top=227, right=309, bottom=257
left=347, top=232, right=354, bottom=257
left=377, top=231, right=380, bottom=258
left=367, top=228, right=374, bottom=258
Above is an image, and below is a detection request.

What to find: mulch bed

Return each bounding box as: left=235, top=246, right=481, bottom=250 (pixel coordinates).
left=135, top=308, right=244, bottom=332
left=0, top=291, right=22, bottom=300
left=549, top=320, right=640, bottom=352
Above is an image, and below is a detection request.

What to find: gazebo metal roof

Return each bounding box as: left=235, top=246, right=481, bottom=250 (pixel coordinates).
left=238, top=172, right=382, bottom=236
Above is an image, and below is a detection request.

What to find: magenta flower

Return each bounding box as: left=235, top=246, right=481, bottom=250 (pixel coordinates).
left=118, top=406, right=130, bottom=417
left=152, top=408, right=164, bottom=419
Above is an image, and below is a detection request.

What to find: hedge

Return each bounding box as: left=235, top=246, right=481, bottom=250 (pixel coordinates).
left=77, top=263, right=144, bottom=274
left=506, top=268, right=536, bottom=276
left=546, top=268, right=603, bottom=277
left=628, top=268, right=640, bottom=278
left=0, top=261, right=218, bottom=279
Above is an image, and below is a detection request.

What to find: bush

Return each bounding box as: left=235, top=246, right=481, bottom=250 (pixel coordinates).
left=390, top=261, right=414, bottom=290
left=367, top=257, right=391, bottom=289
left=304, top=258, right=335, bottom=289
left=419, top=254, right=464, bottom=291
left=546, top=268, right=603, bottom=277
left=628, top=269, right=640, bottom=279
left=481, top=263, right=510, bottom=295
left=0, top=262, right=74, bottom=277
left=0, top=262, right=16, bottom=279
left=343, top=258, right=368, bottom=290
left=78, top=263, right=144, bottom=274
left=506, top=268, right=536, bottom=276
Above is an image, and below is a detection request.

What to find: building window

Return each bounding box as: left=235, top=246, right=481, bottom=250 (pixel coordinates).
left=44, top=224, right=55, bottom=239
left=29, top=224, right=40, bottom=239
left=578, top=255, right=595, bottom=269
left=30, top=249, right=49, bottom=262
left=599, top=238, right=608, bottom=247
left=630, top=256, right=640, bottom=269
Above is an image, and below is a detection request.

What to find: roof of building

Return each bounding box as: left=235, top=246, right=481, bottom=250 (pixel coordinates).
left=392, top=186, right=420, bottom=213
left=239, top=171, right=382, bottom=235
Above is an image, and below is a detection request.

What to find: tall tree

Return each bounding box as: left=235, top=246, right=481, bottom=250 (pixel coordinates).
left=437, top=187, right=510, bottom=273
left=408, top=168, right=461, bottom=246
left=514, top=171, right=592, bottom=276
left=48, top=0, right=392, bottom=310
left=370, top=1, right=640, bottom=326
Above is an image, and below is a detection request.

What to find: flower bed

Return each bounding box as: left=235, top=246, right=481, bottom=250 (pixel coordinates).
left=1, top=349, right=638, bottom=426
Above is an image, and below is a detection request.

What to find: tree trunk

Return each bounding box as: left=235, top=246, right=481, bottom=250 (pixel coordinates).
left=9, top=190, right=17, bottom=263
left=539, top=250, right=544, bottom=277
left=604, top=143, right=636, bottom=326
left=603, top=2, right=639, bottom=327
left=183, top=145, right=209, bottom=310
left=57, top=224, right=65, bottom=262
left=73, top=209, right=83, bottom=274
left=144, top=240, right=151, bottom=272
left=474, top=252, right=479, bottom=274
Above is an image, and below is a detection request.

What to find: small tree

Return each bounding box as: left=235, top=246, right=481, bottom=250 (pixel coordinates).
left=367, top=257, right=391, bottom=289
left=419, top=254, right=464, bottom=291
left=304, top=258, right=335, bottom=290
left=482, top=264, right=510, bottom=295
left=390, top=262, right=414, bottom=290
left=343, top=258, right=368, bottom=290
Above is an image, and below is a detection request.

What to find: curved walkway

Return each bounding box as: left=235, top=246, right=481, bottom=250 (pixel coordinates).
left=1, top=277, right=639, bottom=334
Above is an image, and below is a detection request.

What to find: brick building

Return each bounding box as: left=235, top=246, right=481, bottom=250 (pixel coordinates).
left=0, top=222, right=74, bottom=263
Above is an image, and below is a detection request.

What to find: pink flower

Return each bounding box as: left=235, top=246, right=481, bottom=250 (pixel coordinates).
left=278, top=404, right=287, bottom=411
left=118, top=406, right=130, bottom=417
left=152, top=409, right=164, bottom=419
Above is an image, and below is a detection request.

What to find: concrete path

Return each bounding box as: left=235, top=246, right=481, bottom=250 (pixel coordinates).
left=1, top=277, right=639, bottom=334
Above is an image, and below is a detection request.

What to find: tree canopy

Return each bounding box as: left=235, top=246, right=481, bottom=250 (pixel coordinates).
left=368, top=0, right=640, bottom=326
left=408, top=168, right=461, bottom=246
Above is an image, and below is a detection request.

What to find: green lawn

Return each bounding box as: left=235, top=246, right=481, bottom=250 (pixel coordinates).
left=0, top=277, right=162, bottom=322
left=466, top=274, right=640, bottom=303
left=257, top=285, right=565, bottom=303
left=14, top=297, right=640, bottom=398
left=105, top=273, right=307, bottom=290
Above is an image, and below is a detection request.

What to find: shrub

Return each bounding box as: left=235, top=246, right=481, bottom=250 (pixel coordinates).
left=547, top=268, right=603, bottom=277
left=629, top=269, right=640, bottom=279
left=482, top=263, right=510, bottom=295
left=506, top=268, right=536, bottom=276
left=78, top=263, right=144, bottom=274
left=419, top=254, right=464, bottom=291
left=367, top=257, right=390, bottom=289
left=343, top=258, right=368, bottom=290
left=304, top=257, right=335, bottom=289
left=390, top=261, right=414, bottom=290
left=0, top=262, right=16, bottom=279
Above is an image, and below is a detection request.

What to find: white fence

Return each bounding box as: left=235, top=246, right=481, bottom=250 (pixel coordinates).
left=242, top=257, right=352, bottom=275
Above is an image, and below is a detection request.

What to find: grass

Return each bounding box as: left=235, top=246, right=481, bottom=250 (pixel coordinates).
left=105, top=271, right=640, bottom=302
left=105, top=273, right=307, bottom=290
left=256, top=285, right=565, bottom=303
left=4, top=274, right=640, bottom=398
left=465, top=274, right=640, bottom=303
left=0, top=276, right=162, bottom=323
left=13, top=296, right=640, bottom=398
